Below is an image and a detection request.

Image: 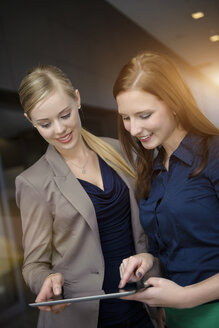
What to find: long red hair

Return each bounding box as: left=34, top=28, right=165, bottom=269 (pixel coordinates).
left=113, top=52, right=219, bottom=199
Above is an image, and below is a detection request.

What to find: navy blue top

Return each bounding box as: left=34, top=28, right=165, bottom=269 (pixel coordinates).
left=140, top=133, right=219, bottom=287
left=79, top=156, right=143, bottom=326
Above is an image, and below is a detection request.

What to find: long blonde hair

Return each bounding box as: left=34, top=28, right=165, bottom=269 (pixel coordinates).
left=19, top=65, right=134, bottom=178
left=113, top=51, right=219, bottom=199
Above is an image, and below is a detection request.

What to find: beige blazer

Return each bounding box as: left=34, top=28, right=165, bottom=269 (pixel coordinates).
left=16, top=138, right=147, bottom=328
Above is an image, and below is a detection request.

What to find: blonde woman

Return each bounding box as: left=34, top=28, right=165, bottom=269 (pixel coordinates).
left=114, top=51, right=219, bottom=328
left=16, top=65, right=157, bottom=328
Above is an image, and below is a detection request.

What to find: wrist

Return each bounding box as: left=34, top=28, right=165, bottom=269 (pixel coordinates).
left=147, top=256, right=161, bottom=278
left=182, top=285, right=201, bottom=308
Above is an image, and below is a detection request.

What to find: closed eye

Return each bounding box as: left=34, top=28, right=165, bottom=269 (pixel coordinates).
left=121, top=112, right=152, bottom=121
left=121, top=115, right=130, bottom=121
left=140, top=113, right=151, bottom=119
left=41, top=122, right=51, bottom=128
left=61, top=112, right=71, bottom=119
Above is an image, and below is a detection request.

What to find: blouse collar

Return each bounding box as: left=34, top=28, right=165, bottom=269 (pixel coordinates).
left=153, top=133, right=203, bottom=171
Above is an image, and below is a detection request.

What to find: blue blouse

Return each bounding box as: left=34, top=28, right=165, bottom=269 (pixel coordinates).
left=79, top=156, right=143, bottom=325
left=140, top=134, right=219, bottom=286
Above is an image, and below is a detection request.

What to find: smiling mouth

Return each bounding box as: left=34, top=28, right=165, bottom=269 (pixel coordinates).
left=57, top=132, right=72, bottom=143
left=138, top=133, right=153, bottom=141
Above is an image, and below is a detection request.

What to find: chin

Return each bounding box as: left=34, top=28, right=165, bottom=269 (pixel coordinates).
left=141, top=143, right=156, bottom=150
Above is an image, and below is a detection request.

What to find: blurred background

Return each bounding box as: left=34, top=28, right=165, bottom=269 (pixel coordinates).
left=0, top=0, right=218, bottom=326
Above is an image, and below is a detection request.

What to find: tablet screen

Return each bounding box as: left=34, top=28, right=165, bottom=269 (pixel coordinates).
left=29, top=281, right=146, bottom=307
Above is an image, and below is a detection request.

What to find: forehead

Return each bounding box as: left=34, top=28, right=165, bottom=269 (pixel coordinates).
left=117, top=89, right=158, bottom=113
left=30, top=89, right=73, bottom=120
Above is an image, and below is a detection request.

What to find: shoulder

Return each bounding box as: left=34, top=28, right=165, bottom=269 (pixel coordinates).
left=16, top=150, right=53, bottom=191
left=206, top=135, right=219, bottom=167
left=187, top=134, right=219, bottom=160
left=100, top=137, right=124, bottom=154
left=100, top=137, right=119, bottom=148
left=208, top=135, right=219, bottom=153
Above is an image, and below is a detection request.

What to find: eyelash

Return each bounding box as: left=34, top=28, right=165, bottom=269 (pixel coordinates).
left=61, top=112, right=71, bottom=119
left=122, top=114, right=151, bottom=121
left=141, top=114, right=151, bottom=119
left=40, top=112, right=71, bottom=128
left=41, top=123, right=51, bottom=129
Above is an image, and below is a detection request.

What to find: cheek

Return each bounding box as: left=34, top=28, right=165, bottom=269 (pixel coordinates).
left=160, top=116, right=176, bottom=137
left=37, top=128, right=53, bottom=140
left=71, top=112, right=81, bottom=128
left=152, top=111, right=174, bottom=130
left=164, top=113, right=177, bottom=129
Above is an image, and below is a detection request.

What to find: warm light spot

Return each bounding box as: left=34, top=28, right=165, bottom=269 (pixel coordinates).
left=209, top=35, right=219, bottom=42
left=212, top=75, right=219, bottom=86
left=191, top=12, right=204, bottom=19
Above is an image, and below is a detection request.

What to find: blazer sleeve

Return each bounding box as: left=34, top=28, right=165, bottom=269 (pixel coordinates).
left=16, top=174, right=54, bottom=294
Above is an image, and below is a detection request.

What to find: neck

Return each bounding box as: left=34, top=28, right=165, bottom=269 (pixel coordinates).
left=163, top=128, right=187, bottom=158
left=58, top=138, right=89, bottom=162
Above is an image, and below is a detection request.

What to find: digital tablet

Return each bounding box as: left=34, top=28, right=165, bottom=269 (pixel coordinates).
left=29, top=282, right=147, bottom=307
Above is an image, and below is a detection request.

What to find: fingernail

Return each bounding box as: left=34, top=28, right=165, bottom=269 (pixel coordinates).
left=137, top=272, right=142, bottom=278
left=54, top=288, right=60, bottom=294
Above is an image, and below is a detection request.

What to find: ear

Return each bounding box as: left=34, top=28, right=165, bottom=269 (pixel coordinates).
left=24, top=113, right=35, bottom=126
left=75, top=89, right=81, bottom=109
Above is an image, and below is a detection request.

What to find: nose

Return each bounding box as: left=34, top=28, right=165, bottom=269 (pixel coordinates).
left=54, top=120, right=65, bottom=135
left=129, top=119, right=142, bottom=136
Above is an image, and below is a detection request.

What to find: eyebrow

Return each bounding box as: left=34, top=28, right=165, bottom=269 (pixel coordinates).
left=35, top=106, right=71, bottom=123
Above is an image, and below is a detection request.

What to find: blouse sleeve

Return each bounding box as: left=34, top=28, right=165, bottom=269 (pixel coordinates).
left=16, top=175, right=54, bottom=294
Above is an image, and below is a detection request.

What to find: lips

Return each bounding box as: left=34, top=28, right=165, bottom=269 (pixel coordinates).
left=56, top=132, right=72, bottom=143
left=138, top=133, right=153, bottom=142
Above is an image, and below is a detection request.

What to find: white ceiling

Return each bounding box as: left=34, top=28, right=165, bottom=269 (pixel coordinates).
left=106, top=0, right=219, bottom=87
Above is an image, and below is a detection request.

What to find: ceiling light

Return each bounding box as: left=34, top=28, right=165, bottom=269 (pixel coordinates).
left=209, top=35, right=219, bottom=42
left=191, top=12, right=204, bottom=19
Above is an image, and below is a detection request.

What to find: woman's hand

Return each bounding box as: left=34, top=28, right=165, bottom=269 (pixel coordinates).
left=120, top=273, right=219, bottom=310
left=35, top=272, right=70, bottom=314
left=119, top=253, right=155, bottom=288
left=120, top=277, right=186, bottom=309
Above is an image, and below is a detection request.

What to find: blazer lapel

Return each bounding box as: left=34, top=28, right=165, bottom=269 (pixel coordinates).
left=45, top=145, right=100, bottom=239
